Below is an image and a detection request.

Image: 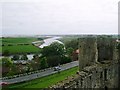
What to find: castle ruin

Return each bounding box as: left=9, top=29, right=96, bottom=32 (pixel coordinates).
left=50, top=35, right=120, bottom=89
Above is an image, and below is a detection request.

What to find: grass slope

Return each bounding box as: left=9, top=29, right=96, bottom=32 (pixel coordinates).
left=8, top=66, right=78, bottom=88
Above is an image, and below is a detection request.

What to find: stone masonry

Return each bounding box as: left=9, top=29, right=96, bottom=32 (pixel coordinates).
left=50, top=35, right=119, bottom=89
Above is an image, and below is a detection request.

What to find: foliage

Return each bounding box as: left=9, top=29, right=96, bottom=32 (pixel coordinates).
left=63, top=39, right=79, bottom=61
left=40, top=57, right=48, bottom=69
left=20, top=54, right=28, bottom=60
left=41, top=42, right=65, bottom=67
left=60, top=56, right=72, bottom=64
left=1, top=57, right=13, bottom=67
left=64, top=39, right=78, bottom=50
left=47, top=55, right=61, bottom=67
left=66, top=47, right=74, bottom=56
left=6, top=70, right=15, bottom=76
left=41, top=42, right=65, bottom=57
left=12, top=55, right=20, bottom=60
left=37, top=38, right=44, bottom=40
left=32, top=54, right=41, bottom=70
left=10, top=64, right=18, bottom=75
left=26, top=63, right=33, bottom=72
left=1, top=58, right=15, bottom=77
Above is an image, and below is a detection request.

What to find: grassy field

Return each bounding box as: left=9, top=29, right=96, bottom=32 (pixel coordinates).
left=0, top=37, right=42, bottom=54
left=1, top=37, right=38, bottom=45
left=2, top=45, right=41, bottom=54
left=8, top=66, right=78, bottom=88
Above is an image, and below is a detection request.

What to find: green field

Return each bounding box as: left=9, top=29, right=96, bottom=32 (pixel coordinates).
left=8, top=66, right=78, bottom=88
left=1, top=37, right=38, bottom=45
left=2, top=45, right=41, bottom=54
left=0, top=37, right=42, bottom=54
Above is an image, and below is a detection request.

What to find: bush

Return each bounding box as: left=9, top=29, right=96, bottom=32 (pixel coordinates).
left=60, top=56, right=72, bottom=64
left=12, top=55, right=20, bottom=60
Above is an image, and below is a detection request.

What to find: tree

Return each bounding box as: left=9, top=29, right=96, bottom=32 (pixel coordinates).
left=65, top=39, right=78, bottom=50
left=47, top=55, right=61, bottom=67
left=66, top=47, right=74, bottom=56
left=1, top=58, right=14, bottom=77
left=26, top=63, right=32, bottom=72
left=41, top=42, right=65, bottom=67
left=64, top=39, right=79, bottom=61
left=12, top=55, right=20, bottom=60
left=60, top=56, right=72, bottom=64
left=20, top=54, right=28, bottom=60
left=2, top=57, right=13, bottom=67
left=40, top=57, right=48, bottom=69
left=32, top=54, right=40, bottom=70
left=41, top=42, right=65, bottom=57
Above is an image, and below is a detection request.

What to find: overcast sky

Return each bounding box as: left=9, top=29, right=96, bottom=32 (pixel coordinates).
left=1, top=0, right=119, bottom=36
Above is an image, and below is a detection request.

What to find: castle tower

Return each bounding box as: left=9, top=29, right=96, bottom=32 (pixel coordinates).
left=79, top=36, right=97, bottom=70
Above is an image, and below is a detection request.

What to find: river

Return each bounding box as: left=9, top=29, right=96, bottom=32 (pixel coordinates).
left=39, top=36, right=63, bottom=48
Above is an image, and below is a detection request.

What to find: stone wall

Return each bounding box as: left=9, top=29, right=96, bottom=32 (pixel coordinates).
left=50, top=36, right=119, bottom=89
left=79, top=37, right=97, bottom=70
left=97, top=36, right=117, bottom=62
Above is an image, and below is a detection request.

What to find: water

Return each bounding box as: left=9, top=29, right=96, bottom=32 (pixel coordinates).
left=39, top=37, right=63, bottom=48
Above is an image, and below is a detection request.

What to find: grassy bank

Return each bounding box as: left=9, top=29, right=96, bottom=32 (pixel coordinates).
left=8, top=66, right=78, bottom=88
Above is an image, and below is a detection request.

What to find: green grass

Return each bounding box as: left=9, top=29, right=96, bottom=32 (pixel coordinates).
left=2, top=45, right=41, bottom=54
left=2, top=37, right=38, bottom=45
left=0, top=37, right=42, bottom=54
left=8, top=66, right=78, bottom=88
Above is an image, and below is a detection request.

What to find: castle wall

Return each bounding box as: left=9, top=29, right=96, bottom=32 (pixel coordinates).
left=50, top=63, right=119, bottom=89
left=79, top=37, right=97, bottom=70
left=97, top=36, right=117, bottom=62
left=50, top=36, right=119, bottom=89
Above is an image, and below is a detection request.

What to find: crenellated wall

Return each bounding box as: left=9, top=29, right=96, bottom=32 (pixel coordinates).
left=50, top=36, right=119, bottom=89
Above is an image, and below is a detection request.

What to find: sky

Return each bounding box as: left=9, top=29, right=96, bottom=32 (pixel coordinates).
left=1, top=0, right=119, bottom=36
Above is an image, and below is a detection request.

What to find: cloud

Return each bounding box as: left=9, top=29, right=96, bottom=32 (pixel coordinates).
left=1, top=0, right=119, bottom=36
